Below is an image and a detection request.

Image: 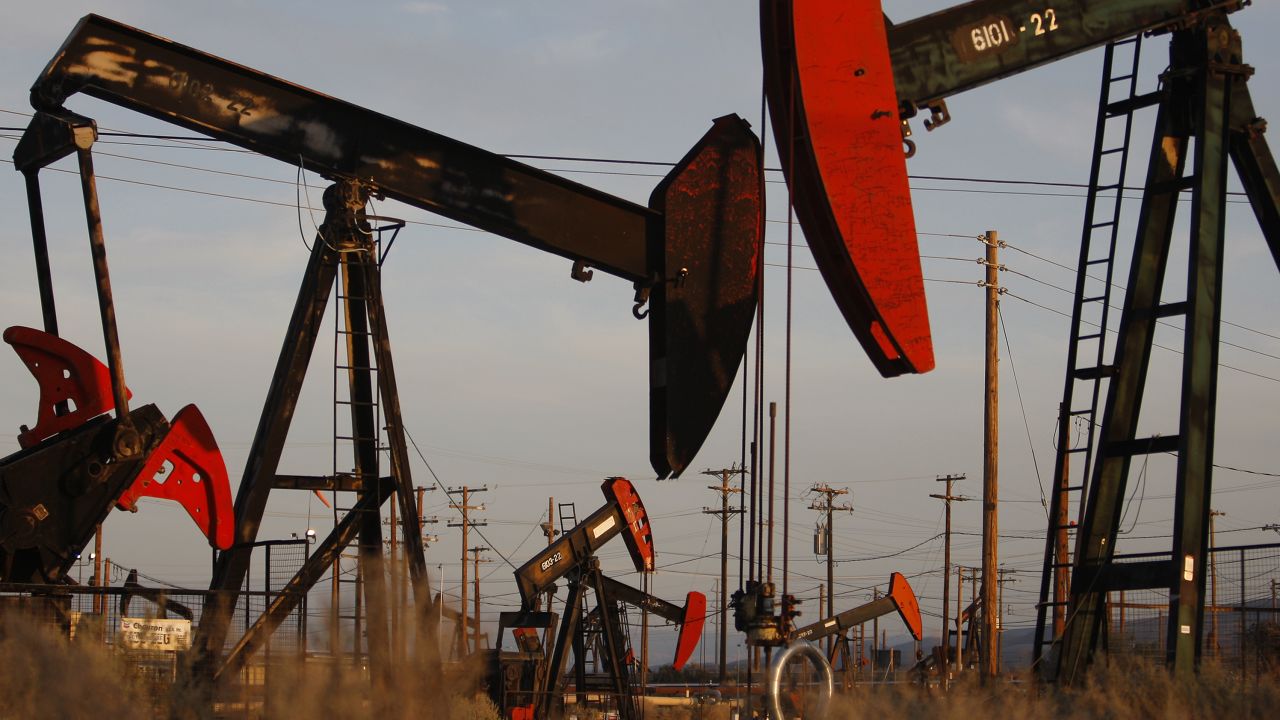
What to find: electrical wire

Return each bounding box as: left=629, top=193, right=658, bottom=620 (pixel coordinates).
left=402, top=425, right=518, bottom=570
left=997, top=304, right=1049, bottom=516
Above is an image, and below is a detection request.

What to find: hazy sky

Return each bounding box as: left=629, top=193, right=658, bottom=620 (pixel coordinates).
left=1, top=1, right=1278, bottom=662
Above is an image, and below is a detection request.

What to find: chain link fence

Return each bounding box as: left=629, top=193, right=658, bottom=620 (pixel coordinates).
left=1105, top=543, right=1280, bottom=675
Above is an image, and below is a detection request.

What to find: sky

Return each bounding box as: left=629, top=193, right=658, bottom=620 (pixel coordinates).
left=1, top=1, right=1278, bottom=666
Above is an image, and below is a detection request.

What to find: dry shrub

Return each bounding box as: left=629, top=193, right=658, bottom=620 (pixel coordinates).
left=0, top=608, right=500, bottom=720
left=249, top=639, right=499, bottom=720
left=821, top=660, right=1280, bottom=720
left=0, top=615, right=151, bottom=719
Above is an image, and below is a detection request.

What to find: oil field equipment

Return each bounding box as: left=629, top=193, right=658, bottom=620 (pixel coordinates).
left=0, top=325, right=233, bottom=587
left=763, top=573, right=921, bottom=717
left=761, top=0, right=1279, bottom=682
left=494, top=477, right=706, bottom=720
left=13, top=14, right=763, bottom=691
left=789, top=571, right=924, bottom=675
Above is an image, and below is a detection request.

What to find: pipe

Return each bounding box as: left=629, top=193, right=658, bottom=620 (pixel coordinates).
left=766, top=641, right=833, bottom=720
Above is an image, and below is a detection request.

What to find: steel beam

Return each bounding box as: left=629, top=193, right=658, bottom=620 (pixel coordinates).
left=1167, top=16, right=1234, bottom=675
left=195, top=195, right=342, bottom=667
left=888, top=0, right=1229, bottom=116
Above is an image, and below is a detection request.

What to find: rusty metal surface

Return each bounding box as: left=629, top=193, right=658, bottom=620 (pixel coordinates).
left=762, top=0, right=934, bottom=376
left=887, top=0, right=1225, bottom=116
left=33, top=14, right=653, bottom=281
left=31, top=15, right=764, bottom=481
left=648, top=115, right=763, bottom=477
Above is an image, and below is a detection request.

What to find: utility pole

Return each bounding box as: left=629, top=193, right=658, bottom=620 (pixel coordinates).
left=955, top=566, right=966, bottom=671
left=447, top=485, right=486, bottom=655
left=808, top=483, right=853, bottom=656
left=92, top=524, right=103, bottom=614
left=1053, top=403, right=1071, bottom=638
left=929, top=473, right=969, bottom=689
left=981, top=229, right=1001, bottom=682
left=469, top=546, right=492, bottom=653
left=1209, top=509, right=1225, bottom=657
left=541, top=497, right=558, bottom=547
left=703, top=466, right=745, bottom=683
left=995, top=567, right=1017, bottom=674
left=641, top=570, right=651, bottom=697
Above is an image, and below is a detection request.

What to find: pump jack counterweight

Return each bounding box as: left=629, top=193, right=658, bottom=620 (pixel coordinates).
left=762, top=0, right=1278, bottom=684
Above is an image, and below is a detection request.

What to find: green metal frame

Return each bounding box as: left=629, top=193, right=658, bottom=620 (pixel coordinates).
left=1050, top=13, right=1280, bottom=682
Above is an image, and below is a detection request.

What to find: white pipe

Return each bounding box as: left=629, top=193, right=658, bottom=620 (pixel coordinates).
left=765, top=641, right=833, bottom=719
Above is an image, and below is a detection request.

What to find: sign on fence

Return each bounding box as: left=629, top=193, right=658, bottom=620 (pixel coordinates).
left=119, top=618, right=192, bottom=651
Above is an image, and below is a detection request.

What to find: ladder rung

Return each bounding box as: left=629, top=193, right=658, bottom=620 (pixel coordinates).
left=1072, top=364, right=1117, bottom=380
left=1106, top=91, right=1162, bottom=117
left=334, top=399, right=379, bottom=408
left=1076, top=333, right=1103, bottom=341
left=1086, top=256, right=1113, bottom=266
left=1099, top=147, right=1126, bottom=157
left=1082, top=296, right=1108, bottom=304
left=1065, top=446, right=1090, bottom=454
left=335, top=329, right=374, bottom=336
left=335, top=365, right=379, bottom=372
left=1092, top=183, right=1121, bottom=192
left=1090, top=221, right=1116, bottom=229
left=1109, top=72, right=1134, bottom=82
left=1103, top=434, right=1179, bottom=457
left=1155, top=301, right=1188, bottom=318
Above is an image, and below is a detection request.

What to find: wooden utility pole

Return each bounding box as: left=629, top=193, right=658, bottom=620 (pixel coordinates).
left=92, top=524, right=103, bottom=614
left=956, top=566, right=965, bottom=670
left=808, top=483, right=853, bottom=656
left=1209, top=509, right=1225, bottom=657
left=447, top=485, right=486, bottom=655
left=995, top=567, right=1017, bottom=673
left=541, top=497, right=558, bottom=547
left=1053, top=403, right=1071, bottom=638
left=981, top=229, right=1001, bottom=681
left=641, top=570, right=651, bottom=696
left=702, top=466, right=745, bottom=684
left=469, top=546, right=492, bottom=653
left=929, top=473, right=968, bottom=688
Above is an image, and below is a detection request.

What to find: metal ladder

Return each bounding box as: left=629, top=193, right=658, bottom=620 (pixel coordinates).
left=330, top=229, right=391, bottom=662
left=1032, top=34, right=1154, bottom=671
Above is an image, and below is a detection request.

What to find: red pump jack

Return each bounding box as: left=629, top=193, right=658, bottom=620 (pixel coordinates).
left=789, top=572, right=923, bottom=678
left=0, top=325, right=233, bottom=585
left=490, top=477, right=706, bottom=720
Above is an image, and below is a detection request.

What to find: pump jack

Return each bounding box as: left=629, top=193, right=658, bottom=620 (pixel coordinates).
left=763, top=0, right=1279, bottom=682
left=14, top=14, right=762, bottom=689
left=492, top=477, right=706, bottom=720
left=0, top=327, right=233, bottom=587
left=789, top=572, right=923, bottom=680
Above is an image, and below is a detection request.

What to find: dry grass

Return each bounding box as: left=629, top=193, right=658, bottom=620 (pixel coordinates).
left=0, top=615, right=151, bottom=719
left=2, top=609, right=1274, bottom=720
left=0, top=612, right=500, bottom=720
left=819, top=661, right=1280, bottom=720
